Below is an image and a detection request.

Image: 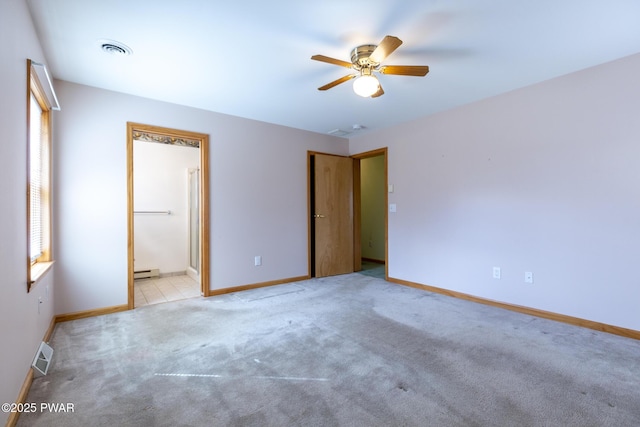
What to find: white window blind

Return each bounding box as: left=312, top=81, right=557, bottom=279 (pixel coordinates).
left=30, top=92, right=44, bottom=263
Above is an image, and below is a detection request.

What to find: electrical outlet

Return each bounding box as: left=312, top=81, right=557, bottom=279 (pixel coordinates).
left=254, top=256, right=262, bottom=266
left=525, top=272, right=533, bottom=284
left=493, top=267, right=501, bottom=279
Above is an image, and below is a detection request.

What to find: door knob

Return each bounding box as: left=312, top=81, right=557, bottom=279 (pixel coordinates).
left=313, top=214, right=326, bottom=218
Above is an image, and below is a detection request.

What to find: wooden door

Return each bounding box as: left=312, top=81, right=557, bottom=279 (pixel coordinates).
left=313, top=153, right=354, bottom=277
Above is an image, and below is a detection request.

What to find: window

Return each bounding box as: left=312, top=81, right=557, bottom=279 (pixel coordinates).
left=27, top=60, right=59, bottom=290
left=30, top=92, right=47, bottom=263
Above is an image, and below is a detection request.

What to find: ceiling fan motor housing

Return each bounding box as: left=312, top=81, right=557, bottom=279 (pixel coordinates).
left=351, top=44, right=379, bottom=68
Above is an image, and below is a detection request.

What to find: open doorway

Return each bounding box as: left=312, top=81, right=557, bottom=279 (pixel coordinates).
left=308, top=148, right=387, bottom=279
left=353, top=148, right=388, bottom=280
left=126, top=123, right=210, bottom=309
left=357, top=152, right=387, bottom=279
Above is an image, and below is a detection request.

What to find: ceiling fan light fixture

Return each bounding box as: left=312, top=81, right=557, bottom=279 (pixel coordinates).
left=353, top=74, right=379, bottom=97
left=312, top=35, right=428, bottom=97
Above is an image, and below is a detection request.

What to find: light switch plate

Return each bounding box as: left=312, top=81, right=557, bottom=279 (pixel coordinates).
left=389, top=203, right=397, bottom=213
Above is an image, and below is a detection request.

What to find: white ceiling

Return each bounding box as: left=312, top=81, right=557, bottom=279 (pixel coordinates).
left=26, top=0, right=640, bottom=137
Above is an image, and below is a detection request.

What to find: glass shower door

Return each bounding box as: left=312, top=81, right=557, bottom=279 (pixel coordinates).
left=188, top=168, right=200, bottom=278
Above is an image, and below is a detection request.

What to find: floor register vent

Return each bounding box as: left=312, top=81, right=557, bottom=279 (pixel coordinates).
left=32, top=341, right=54, bottom=377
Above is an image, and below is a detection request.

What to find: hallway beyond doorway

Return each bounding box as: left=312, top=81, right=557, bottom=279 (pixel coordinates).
left=359, top=260, right=385, bottom=279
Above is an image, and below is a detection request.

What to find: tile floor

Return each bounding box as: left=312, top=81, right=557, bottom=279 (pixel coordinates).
left=134, top=275, right=201, bottom=307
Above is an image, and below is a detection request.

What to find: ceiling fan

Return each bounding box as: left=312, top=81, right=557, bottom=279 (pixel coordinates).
left=311, top=35, right=429, bottom=98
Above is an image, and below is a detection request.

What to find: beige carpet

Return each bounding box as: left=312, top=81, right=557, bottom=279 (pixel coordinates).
left=18, top=273, right=640, bottom=426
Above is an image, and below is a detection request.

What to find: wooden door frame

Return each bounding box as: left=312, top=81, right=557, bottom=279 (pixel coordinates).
left=127, top=122, right=211, bottom=309
left=307, top=148, right=388, bottom=279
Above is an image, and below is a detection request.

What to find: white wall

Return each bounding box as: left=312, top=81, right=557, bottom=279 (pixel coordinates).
left=53, top=80, right=348, bottom=315
left=350, top=53, right=640, bottom=331
left=0, top=1, right=56, bottom=424
left=134, top=141, right=199, bottom=274
left=360, top=155, right=385, bottom=261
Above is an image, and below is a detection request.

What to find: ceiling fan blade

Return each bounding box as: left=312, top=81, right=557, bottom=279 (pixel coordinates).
left=379, top=65, right=430, bottom=76
left=311, top=55, right=353, bottom=69
left=318, top=74, right=356, bottom=91
left=371, top=84, right=384, bottom=98
left=369, top=35, right=403, bottom=63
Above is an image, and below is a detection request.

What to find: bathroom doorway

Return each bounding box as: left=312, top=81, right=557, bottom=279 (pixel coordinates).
left=126, top=123, right=210, bottom=309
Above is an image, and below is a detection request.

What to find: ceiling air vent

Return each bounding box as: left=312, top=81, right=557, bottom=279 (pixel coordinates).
left=99, top=40, right=132, bottom=56
left=328, top=129, right=350, bottom=137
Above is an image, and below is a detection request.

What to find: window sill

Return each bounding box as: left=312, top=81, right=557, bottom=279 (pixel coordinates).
left=30, top=260, right=55, bottom=290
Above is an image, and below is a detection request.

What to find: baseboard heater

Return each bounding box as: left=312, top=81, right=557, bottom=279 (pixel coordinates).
left=134, top=268, right=160, bottom=279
